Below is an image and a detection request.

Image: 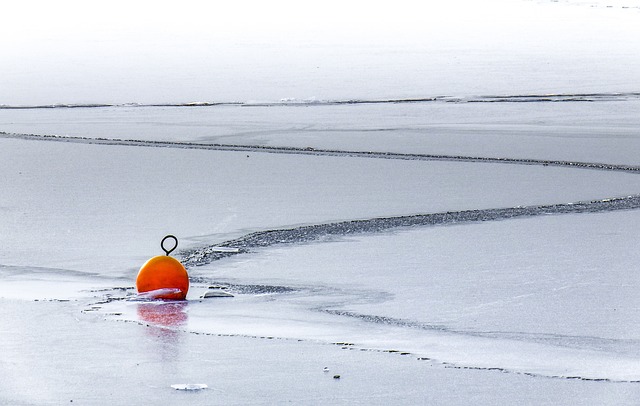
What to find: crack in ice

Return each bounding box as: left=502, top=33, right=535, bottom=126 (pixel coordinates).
left=2, top=131, right=640, bottom=173
left=181, top=195, right=640, bottom=267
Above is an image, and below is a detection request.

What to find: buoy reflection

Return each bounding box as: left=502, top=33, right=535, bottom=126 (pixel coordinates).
left=137, top=301, right=188, bottom=328
left=137, top=301, right=188, bottom=362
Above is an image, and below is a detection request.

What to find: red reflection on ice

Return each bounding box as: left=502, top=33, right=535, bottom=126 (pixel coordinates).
left=137, top=301, right=188, bottom=327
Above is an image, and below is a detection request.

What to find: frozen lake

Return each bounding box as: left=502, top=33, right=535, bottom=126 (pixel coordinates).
left=1, top=0, right=640, bottom=404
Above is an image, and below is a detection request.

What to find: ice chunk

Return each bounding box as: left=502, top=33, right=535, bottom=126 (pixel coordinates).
left=208, top=246, right=240, bottom=253
left=202, top=290, right=234, bottom=298
left=136, top=288, right=183, bottom=300
left=171, top=383, right=208, bottom=391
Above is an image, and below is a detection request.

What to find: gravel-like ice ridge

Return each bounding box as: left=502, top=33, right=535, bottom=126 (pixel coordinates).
left=181, top=194, right=640, bottom=267
left=3, top=131, right=640, bottom=173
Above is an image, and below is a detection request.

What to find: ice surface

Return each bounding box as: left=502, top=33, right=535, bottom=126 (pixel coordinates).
left=6, top=301, right=639, bottom=405
left=3, top=126, right=638, bottom=402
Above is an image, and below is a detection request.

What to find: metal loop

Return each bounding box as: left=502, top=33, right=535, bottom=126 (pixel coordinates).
left=161, top=235, right=178, bottom=256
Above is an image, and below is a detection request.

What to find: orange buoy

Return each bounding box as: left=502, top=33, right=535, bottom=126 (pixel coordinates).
left=136, top=235, right=189, bottom=300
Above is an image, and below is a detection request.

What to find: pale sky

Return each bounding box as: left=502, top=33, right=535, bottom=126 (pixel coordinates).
left=1, top=0, right=638, bottom=104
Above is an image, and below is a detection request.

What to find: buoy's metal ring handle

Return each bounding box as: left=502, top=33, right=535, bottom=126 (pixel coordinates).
left=161, top=235, right=178, bottom=256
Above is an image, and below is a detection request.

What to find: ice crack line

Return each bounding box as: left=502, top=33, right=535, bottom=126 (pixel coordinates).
left=2, top=132, right=640, bottom=173
left=1, top=91, right=640, bottom=109
left=181, top=195, right=640, bottom=267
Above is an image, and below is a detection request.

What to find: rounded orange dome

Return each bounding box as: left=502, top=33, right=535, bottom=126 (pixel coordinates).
left=136, top=255, right=189, bottom=300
